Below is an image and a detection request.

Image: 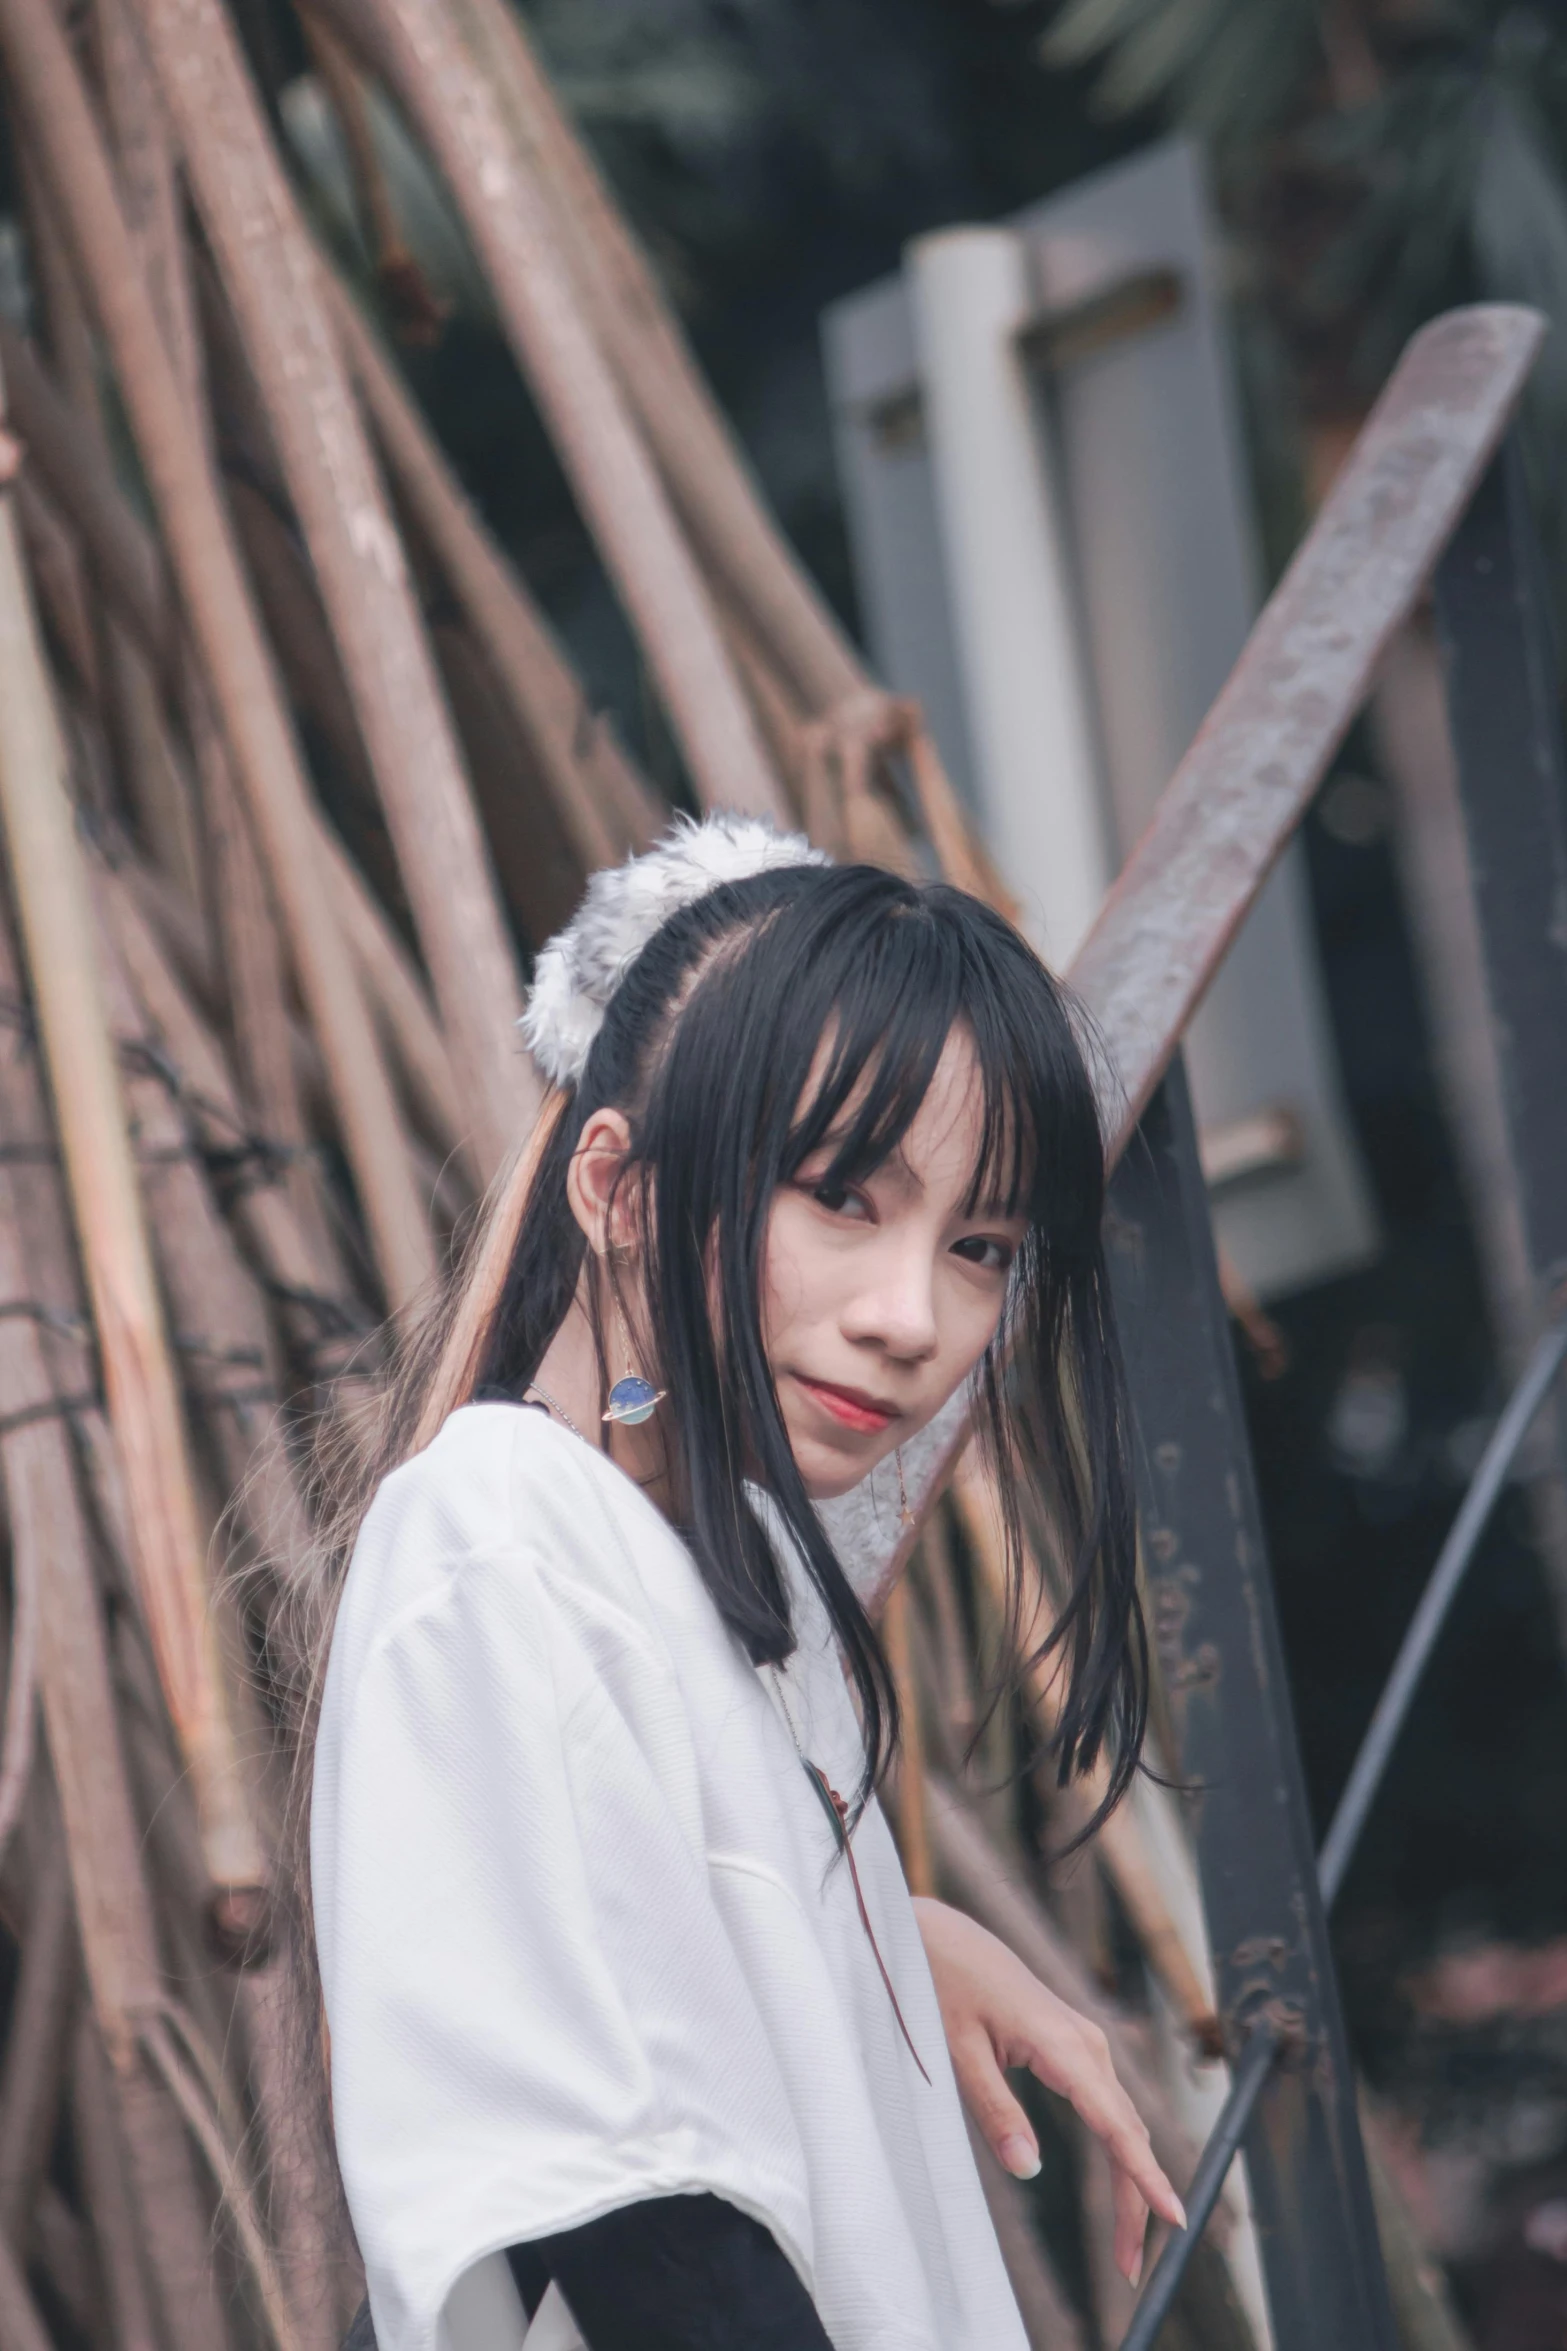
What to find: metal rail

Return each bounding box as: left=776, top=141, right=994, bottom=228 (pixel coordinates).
left=1120, top=1301, right=1567, bottom=2350
left=874, top=303, right=1542, bottom=1620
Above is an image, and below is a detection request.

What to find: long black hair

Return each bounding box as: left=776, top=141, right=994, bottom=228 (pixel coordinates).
left=464, top=859, right=1146, bottom=1812
left=274, top=858, right=1147, bottom=2216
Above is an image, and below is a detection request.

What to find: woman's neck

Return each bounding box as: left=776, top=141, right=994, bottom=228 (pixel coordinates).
left=528, top=1289, right=674, bottom=1513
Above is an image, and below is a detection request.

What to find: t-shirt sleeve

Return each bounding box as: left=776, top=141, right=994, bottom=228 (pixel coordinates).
left=312, top=1485, right=814, bottom=2351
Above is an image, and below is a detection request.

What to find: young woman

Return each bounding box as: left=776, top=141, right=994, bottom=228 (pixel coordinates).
left=304, top=817, right=1184, bottom=2351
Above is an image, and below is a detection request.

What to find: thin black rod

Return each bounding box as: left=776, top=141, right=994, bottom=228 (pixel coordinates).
left=1317, top=1305, right=1567, bottom=1909
left=1119, top=2019, right=1282, bottom=2351
left=1118, top=1303, right=1567, bottom=2344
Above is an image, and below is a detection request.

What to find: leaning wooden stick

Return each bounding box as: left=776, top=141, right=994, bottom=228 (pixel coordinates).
left=0, top=344, right=265, bottom=1920
left=0, top=0, right=435, bottom=1309
left=310, top=0, right=789, bottom=829
left=325, top=269, right=662, bottom=866
left=120, top=0, right=536, bottom=1182
left=0, top=1156, right=231, bottom=2351
left=436, top=0, right=865, bottom=717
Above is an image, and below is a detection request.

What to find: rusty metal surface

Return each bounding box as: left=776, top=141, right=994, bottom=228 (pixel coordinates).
left=848, top=304, right=1543, bottom=1609
left=1074, top=302, right=1542, bottom=1161
left=1109, top=1064, right=1396, bottom=2351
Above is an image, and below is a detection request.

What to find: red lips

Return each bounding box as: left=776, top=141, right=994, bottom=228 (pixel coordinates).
left=792, top=1374, right=899, bottom=1434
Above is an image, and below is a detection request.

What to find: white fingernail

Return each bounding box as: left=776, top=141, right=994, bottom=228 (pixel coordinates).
left=1129, top=2248, right=1144, bottom=2289
left=1001, top=2134, right=1041, bottom=2180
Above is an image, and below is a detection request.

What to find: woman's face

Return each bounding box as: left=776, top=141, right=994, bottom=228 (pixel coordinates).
left=762, top=1030, right=1026, bottom=1501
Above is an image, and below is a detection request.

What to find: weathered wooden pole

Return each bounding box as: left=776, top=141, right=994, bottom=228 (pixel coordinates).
left=0, top=0, right=436, bottom=1308
left=122, top=0, right=538, bottom=1179
left=310, top=0, right=790, bottom=827
left=326, top=271, right=661, bottom=865
left=0, top=340, right=266, bottom=1923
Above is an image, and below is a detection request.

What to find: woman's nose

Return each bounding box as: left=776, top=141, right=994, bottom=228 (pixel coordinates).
left=843, top=1240, right=939, bottom=1363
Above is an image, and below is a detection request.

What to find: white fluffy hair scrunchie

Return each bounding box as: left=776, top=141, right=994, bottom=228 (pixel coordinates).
left=519, top=813, right=829, bottom=1089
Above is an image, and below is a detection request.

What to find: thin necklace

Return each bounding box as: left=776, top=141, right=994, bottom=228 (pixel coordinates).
left=764, top=1666, right=930, bottom=2084
left=524, top=1382, right=589, bottom=1445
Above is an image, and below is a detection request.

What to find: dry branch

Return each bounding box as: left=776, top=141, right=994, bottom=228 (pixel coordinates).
left=0, top=336, right=459, bottom=1176
left=91, top=874, right=314, bottom=1571
left=429, top=0, right=864, bottom=716
left=0, top=0, right=436, bottom=1308
left=0, top=1827, right=76, bottom=2238
left=311, top=0, right=789, bottom=829
left=325, top=269, right=662, bottom=865
left=0, top=341, right=264, bottom=1913
left=0, top=1157, right=229, bottom=2351
left=103, top=869, right=375, bottom=1387
left=122, top=0, right=536, bottom=1180
left=72, top=2016, right=162, bottom=2351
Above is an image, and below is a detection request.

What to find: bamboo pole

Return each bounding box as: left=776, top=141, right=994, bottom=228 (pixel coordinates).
left=308, top=0, right=790, bottom=829
left=0, top=0, right=436, bottom=1309
left=72, top=2016, right=161, bottom=2351
left=0, top=1827, right=77, bottom=2238
left=314, top=817, right=463, bottom=1157
left=0, top=323, right=175, bottom=680
left=15, top=472, right=98, bottom=695
left=120, top=0, right=537, bottom=1179
left=0, top=2228, right=54, bottom=2351
left=238, top=1965, right=361, bottom=2351
left=103, top=870, right=375, bottom=1390
left=0, top=1073, right=301, bottom=2348
left=191, top=661, right=345, bottom=1284
left=92, top=0, right=205, bottom=411
left=0, top=345, right=267, bottom=1918
left=0, top=1507, right=38, bottom=1879
left=405, top=0, right=1009, bottom=892
left=0, top=336, right=459, bottom=1162
left=324, top=271, right=663, bottom=864
left=0, top=1171, right=231, bottom=2351
left=298, top=8, right=407, bottom=282
left=415, top=0, right=865, bottom=717
left=91, top=878, right=314, bottom=1571
left=108, top=103, right=343, bottom=1297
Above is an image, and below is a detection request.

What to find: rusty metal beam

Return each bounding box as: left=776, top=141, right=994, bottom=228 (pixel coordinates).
left=1110, top=1062, right=1396, bottom=2351
left=1075, top=302, right=1542, bottom=1157
left=851, top=302, right=1544, bottom=1611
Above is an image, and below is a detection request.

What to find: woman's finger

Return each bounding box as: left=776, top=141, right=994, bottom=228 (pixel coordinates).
left=1040, top=2027, right=1187, bottom=2232
left=947, top=2028, right=1041, bottom=2181
left=1111, top=2157, right=1152, bottom=2285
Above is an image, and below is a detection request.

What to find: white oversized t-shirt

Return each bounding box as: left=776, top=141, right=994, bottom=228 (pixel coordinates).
left=312, top=1402, right=1027, bottom=2351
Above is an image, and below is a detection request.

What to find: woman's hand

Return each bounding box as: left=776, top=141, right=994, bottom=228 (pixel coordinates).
left=913, top=1897, right=1185, bottom=2286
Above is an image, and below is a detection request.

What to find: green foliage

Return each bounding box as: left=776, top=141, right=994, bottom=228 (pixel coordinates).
left=1041, top=0, right=1322, bottom=144
left=1033, top=0, right=1567, bottom=587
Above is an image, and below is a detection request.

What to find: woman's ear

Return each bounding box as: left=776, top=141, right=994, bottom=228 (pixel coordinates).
left=565, top=1107, right=636, bottom=1257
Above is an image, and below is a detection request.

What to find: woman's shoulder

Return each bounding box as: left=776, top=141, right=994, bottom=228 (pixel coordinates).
left=344, top=1400, right=684, bottom=1648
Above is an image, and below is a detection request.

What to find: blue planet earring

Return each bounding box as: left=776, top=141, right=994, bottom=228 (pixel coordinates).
left=602, top=1298, right=667, bottom=1428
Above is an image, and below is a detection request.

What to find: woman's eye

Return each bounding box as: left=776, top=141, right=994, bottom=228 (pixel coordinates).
left=812, top=1180, right=871, bottom=1220
left=952, top=1234, right=1013, bottom=1272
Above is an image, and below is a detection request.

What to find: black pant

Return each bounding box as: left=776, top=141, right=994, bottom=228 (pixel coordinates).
left=343, top=2192, right=833, bottom=2350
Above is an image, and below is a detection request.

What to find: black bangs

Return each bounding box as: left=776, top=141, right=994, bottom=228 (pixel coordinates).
left=478, top=857, right=1145, bottom=1823
left=775, top=883, right=1102, bottom=1245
